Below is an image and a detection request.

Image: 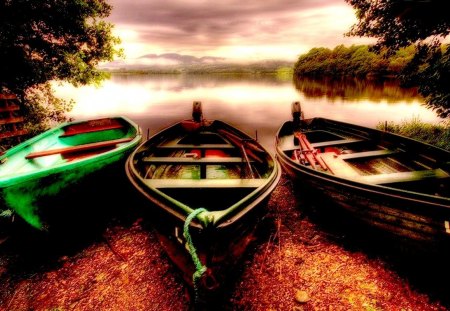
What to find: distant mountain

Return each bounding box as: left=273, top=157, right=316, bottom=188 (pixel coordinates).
left=138, top=53, right=226, bottom=64
left=99, top=53, right=294, bottom=74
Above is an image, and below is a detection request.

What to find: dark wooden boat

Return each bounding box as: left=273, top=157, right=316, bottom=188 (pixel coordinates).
left=276, top=102, right=450, bottom=242
left=125, top=102, right=281, bottom=303
left=0, top=116, right=142, bottom=230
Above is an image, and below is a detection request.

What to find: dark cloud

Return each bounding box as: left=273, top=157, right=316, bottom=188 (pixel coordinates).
left=109, top=0, right=331, bottom=24
left=107, top=0, right=366, bottom=58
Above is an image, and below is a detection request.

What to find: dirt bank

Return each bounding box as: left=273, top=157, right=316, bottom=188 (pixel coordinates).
left=0, top=175, right=448, bottom=310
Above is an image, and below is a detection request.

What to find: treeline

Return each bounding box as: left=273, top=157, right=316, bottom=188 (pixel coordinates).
left=294, top=45, right=416, bottom=77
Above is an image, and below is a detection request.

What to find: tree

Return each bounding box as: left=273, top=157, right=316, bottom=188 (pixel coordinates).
left=0, top=0, right=121, bottom=136
left=293, top=45, right=400, bottom=77
left=345, top=0, right=450, bottom=118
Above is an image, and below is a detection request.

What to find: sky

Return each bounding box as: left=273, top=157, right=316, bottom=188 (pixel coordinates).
left=107, top=0, right=376, bottom=61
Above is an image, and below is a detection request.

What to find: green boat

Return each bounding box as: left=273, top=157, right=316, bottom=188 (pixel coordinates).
left=0, top=116, right=142, bottom=230
left=126, top=102, right=281, bottom=304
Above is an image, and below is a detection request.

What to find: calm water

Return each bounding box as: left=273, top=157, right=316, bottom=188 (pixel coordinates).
left=54, top=74, right=443, bottom=153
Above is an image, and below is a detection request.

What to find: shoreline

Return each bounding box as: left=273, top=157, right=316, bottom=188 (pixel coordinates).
left=1, top=175, right=448, bottom=310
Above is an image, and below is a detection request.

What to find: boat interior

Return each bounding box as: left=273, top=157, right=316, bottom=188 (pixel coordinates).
left=133, top=127, right=274, bottom=211
left=0, top=118, right=135, bottom=176
left=278, top=123, right=450, bottom=197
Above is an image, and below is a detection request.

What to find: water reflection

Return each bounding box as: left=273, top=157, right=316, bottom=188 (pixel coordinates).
left=53, top=74, right=442, bottom=153
left=294, top=76, right=420, bottom=103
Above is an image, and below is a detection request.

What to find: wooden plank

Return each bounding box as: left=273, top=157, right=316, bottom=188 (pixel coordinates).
left=0, top=104, right=20, bottom=113
left=59, top=120, right=124, bottom=137
left=0, top=117, right=24, bottom=125
left=0, top=94, right=17, bottom=100
left=25, top=137, right=133, bottom=159
left=319, top=152, right=361, bottom=178
left=310, top=138, right=365, bottom=148
left=158, top=143, right=235, bottom=149
left=144, top=178, right=265, bottom=188
left=359, top=169, right=449, bottom=185
left=143, top=156, right=250, bottom=164
left=0, top=129, right=28, bottom=139
left=339, top=149, right=400, bottom=160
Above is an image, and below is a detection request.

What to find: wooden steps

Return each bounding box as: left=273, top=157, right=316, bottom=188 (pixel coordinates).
left=0, top=94, right=28, bottom=141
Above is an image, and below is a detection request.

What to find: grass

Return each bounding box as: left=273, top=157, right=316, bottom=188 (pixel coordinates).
left=377, top=117, right=450, bottom=151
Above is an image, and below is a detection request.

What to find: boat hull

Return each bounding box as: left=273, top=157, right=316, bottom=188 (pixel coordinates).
left=276, top=118, right=450, bottom=243
left=129, top=174, right=274, bottom=300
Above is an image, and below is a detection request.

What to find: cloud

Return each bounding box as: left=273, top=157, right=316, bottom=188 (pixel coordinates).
left=107, top=0, right=373, bottom=60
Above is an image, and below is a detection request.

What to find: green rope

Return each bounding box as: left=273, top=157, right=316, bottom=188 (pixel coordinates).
left=183, top=207, right=208, bottom=303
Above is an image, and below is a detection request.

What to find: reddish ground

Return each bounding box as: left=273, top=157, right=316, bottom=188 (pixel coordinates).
left=0, top=175, right=449, bottom=310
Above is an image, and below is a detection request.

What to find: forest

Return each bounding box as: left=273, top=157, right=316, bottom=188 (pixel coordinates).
left=294, top=44, right=417, bottom=77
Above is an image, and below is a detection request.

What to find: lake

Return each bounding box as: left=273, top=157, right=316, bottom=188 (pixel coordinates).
left=53, top=74, right=443, bottom=153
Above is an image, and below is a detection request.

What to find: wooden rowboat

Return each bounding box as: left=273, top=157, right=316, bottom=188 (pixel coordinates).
left=0, top=116, right=142, bottom=230
left=276, top=103, right=450, bottom=242
left=125, top=103, right=281, bottom=304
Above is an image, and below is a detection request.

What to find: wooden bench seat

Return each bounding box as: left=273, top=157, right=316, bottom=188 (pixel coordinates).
left=339, top=149, right=400, bottom=160
left=25, top=137, right=133, bottom=159
left=310, top=138, right=365, bottom=148
left=319, top=152, right=361, bottom=178
left=157, top=143, right=235, bottom=150
left=143, top=156, right=249, bottom=165
left=358, top=169, right=449, bottom=185
left=282, top=137, right=366, bottom=153
left=144, top=178, right=265, bottom=188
